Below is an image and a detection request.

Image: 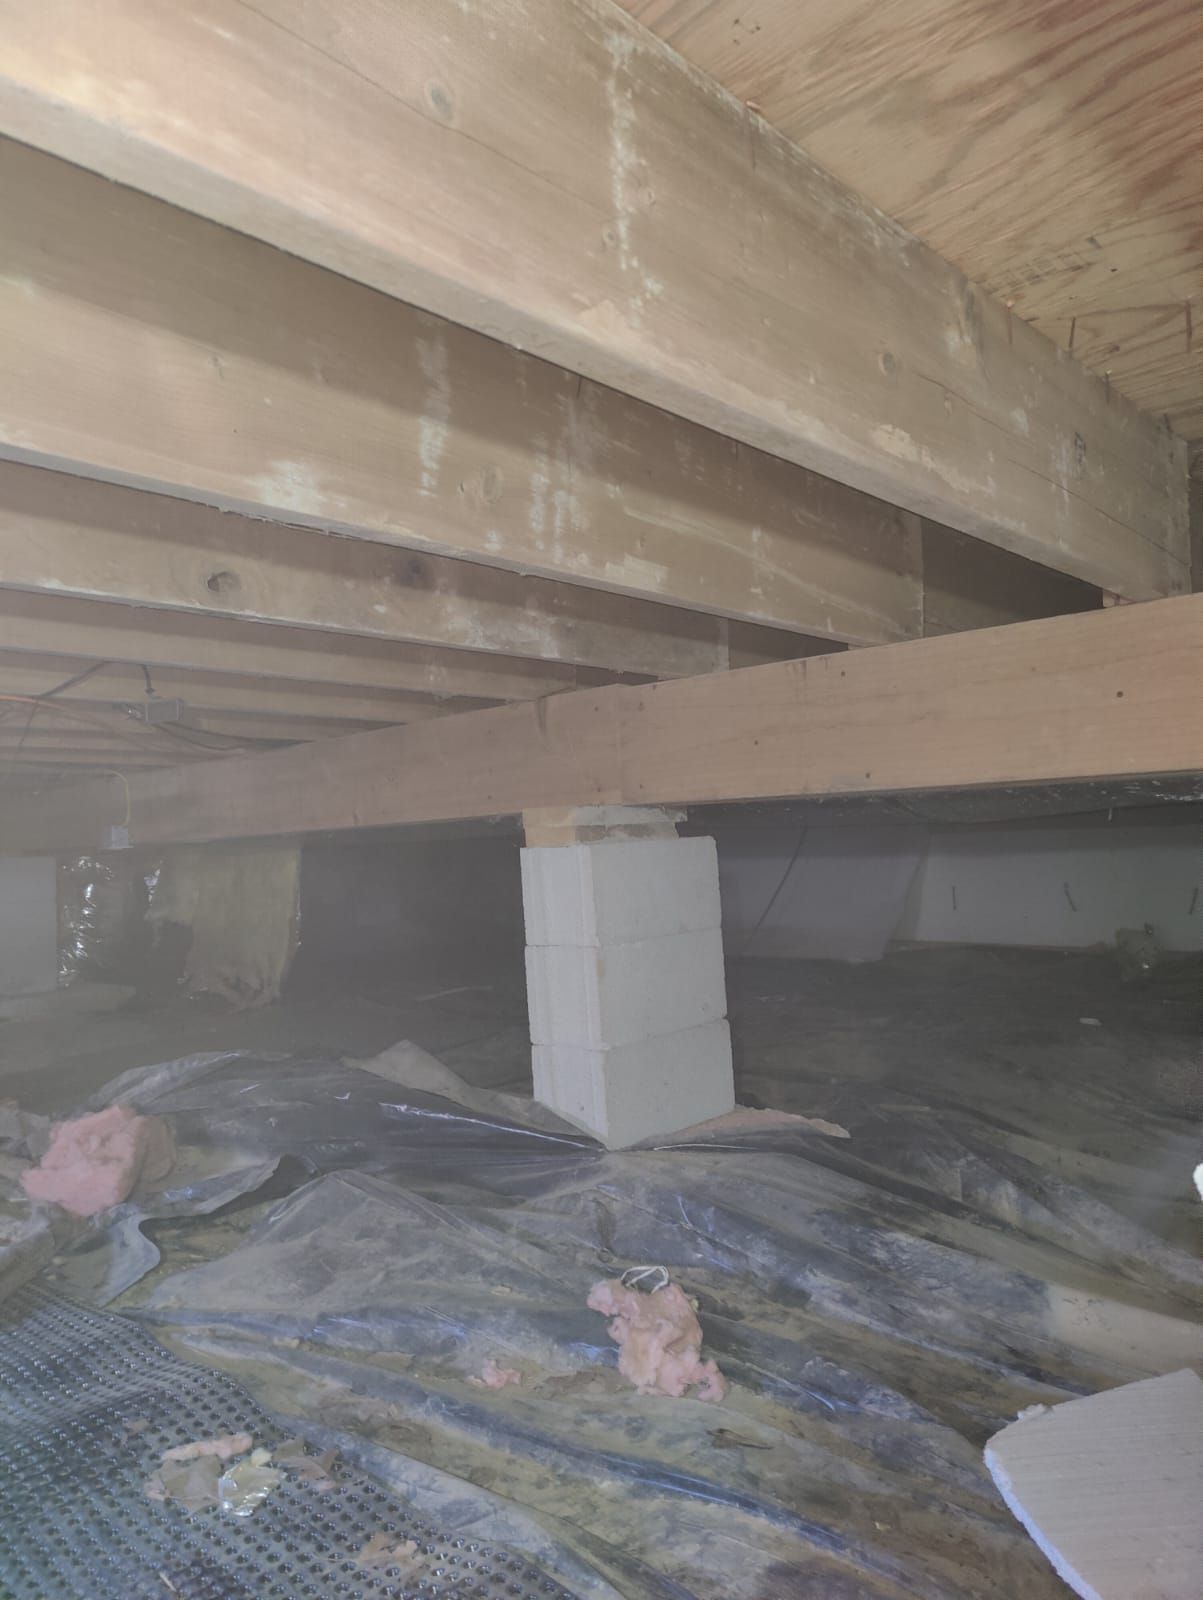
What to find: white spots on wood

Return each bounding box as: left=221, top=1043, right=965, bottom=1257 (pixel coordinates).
left=525, top=390, right=600, bottom=570
left=416, top=323, right=452, bottom=496
left=604, top=29, right=663, bottom=328
left=1011, top=408, right=1031, bottom=437
left=529, top=440, right=551, bottom=538
left=0, top=275, right=38, bottom=299
left=872, top=426, right=985, bottom=499
left=748, top=525, right=765, bottom=600
left=250, top=460, right=324, bottom=513
left=605, top=31, right=639, bottom=282
left=872, top=425, right=921, bottom=464
left=603, top=553, right=670, bottom=591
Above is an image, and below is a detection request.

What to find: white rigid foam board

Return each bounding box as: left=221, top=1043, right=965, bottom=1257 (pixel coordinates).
left=984, top=1368, right=1203, bottom=1600
left=521, top=836, right=722, bottom=947
left=525, top=928, right=727, bottom=1047
left=532, top=1019, right=733, bottom=1147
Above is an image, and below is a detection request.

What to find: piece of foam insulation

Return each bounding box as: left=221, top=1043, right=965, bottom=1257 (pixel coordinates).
left=984, top=1368, right=1203, bottom=1600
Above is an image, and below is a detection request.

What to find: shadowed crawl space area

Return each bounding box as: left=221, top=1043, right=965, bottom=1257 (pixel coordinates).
left=1, top=949, right=1201, bottom=1600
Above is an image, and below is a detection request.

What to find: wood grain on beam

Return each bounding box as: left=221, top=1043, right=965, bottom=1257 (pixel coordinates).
left=0, top=463, right=798, bottom=681
left=0, top=654, right=489, bottom=725
left=615, top=1, right=1203, bottom=443
left=0, top=0, right=1185, bottom=596
left=6, top=596, right=1200, bottom=852
left=0, top=140, right=921, bottom=646
left=0, top=591, right=636, bottom=702
left=0, top=746, right=208, bottom=768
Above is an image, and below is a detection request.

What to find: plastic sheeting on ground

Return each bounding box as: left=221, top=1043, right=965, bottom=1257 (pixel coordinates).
left=4, top=948, right=1202, bottom=1599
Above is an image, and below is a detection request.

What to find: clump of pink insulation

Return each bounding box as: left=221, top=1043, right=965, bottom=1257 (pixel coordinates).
left=469, top=1358, right=523, bottom=1390
left=20, top=1105, right=175, bottom=1218
left=587, top=1278, right=727, bottom=1401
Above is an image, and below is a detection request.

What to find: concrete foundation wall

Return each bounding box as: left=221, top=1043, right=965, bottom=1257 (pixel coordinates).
left=0, top=855, right=57, bottom=997
left=713, top=816, right=1203, bottom=956
left=897, top=820, right=1203, bottom=951
left=716, top=825, right=928, bottom=962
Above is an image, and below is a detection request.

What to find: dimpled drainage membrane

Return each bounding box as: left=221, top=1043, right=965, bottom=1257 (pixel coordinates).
left=0, top=1286, right=577, bottom=1600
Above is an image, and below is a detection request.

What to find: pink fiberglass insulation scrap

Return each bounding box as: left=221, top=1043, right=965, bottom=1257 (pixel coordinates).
left=587, top=1278, right=727, bottom=1402
left=20, top=1105, right=175, bottom=1218
left=469, top=1358, right=523, bottom=1390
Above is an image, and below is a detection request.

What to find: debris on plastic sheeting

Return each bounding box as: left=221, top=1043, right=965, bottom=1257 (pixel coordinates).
left=1114, top=923, right=1163, bottom=982
left=667, top=1105, right=851, bottom=1141
left=355, top=1532, right=422, bottom=1573
left=20, top=1106, right=175, bottom=1218
left=274, top=1437, right=339, bottom=1491
left=587, top=1276, right=727, bottom=1402
left=218, top=1448, right=281, bottom=1517
left=469, top=1358, right=523, bottom=1390
left=0, top=1101, right=52, bottom=1160
left=144, top=1454, right=223, bottom=1513
left=161, top=1433, right=253, bottom=1464
left=145, top=1435, right=282, bottom=1517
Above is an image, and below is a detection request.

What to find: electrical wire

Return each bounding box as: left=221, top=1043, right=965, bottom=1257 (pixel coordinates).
left=2, top=657, right=308, bottom=784
left=129, top=662, right=281, bottom=749
left=144, top=720, right=289, bottom=752
left=737, top=826, right=808, bottom=958
left=0, top=693, right=201, bottom=782
left=98, top=769, right=133, bottom=827
left=0, top=660, right=120, bottom=782
left=40, top=660, right=115, bottom=700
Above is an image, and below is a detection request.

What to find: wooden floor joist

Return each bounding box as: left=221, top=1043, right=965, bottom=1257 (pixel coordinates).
left=4, top=597, right=1200, bottom=853
left=0, top=464, right=808, bottom=681
left=0, top=0, right=1187, bottom=598
left=0, top=139, right=923, bottom=648
left=0, top=464, right=1099, bottom=696
left=0, top=654, right=490, bottom=726
left=0, top=591, right=642, bottom=703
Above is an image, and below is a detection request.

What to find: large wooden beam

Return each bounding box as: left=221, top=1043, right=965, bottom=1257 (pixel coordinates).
left=0, top=0, right=1186, bottom=597
left=0, top=140, right=921, bottom=647
left=0, top=654, right=488, bottom=725
left=5, top=597, right=1200, bottom=853
left=0, top=463, right=1090, bottom=689
left=0, top=591, right=637, bottom=702
left=0, top=463, right=800, bottom=681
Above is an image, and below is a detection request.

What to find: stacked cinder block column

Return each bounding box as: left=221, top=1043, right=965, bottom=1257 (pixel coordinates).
left=521, top=806, right=734, bottom=1147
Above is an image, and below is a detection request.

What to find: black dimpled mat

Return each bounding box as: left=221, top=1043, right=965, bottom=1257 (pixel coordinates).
left=0, top=1286, right=577, bottom=1600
